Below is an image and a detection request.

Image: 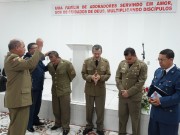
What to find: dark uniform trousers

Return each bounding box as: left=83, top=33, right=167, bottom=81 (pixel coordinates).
left=8, top=106, right=29, bottom=135
left=148, top=118, right=179, bottom=135
left=119, top=98, right=141, bottom=135
left=52, top=94, right=70, bottom=130
left=85, top=94, right=105, bottom=131
left=27, top=90, right=42, bottom=128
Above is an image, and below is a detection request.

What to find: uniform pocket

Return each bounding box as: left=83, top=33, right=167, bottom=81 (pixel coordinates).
left=163, top=106, right=176, bottom=113
left=100, top=67, right=106, bottom=74
left=163, top=81, right=174, bottom=94
left=165, top=81, right=173, bottom=87
left=131, top=69, right=140, bottom=75
left=120, top=69, right=126, bottom=73
left=58, top=69, right=66, bottom=75
left=87, top=67, right=94, bottom=74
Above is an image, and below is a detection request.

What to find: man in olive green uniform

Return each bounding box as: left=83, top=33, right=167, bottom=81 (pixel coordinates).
left=4, top=39, right=44, bottom=135
left=46, top=51, right=76, bottom=135
left=115, top=47, right=147, bottom=135
left=81, top=45, right=111, bottom=135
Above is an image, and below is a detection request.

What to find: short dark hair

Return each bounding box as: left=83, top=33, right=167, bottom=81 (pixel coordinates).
left=8, top=39, right=21, bottom=51
left=92, top=44, right=102, bottom=52
left=124, top=47, right=136, bottom=56
left=48, top=51, right=60, bottom=58
left=27, top=42, right=36, bottom=52
left=160, top=49, right=174, bottom=59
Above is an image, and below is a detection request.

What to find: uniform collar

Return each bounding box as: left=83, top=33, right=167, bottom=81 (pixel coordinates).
left=91, top=57, right=101, bottom=61
left=165, top=64, right=175, bottom=73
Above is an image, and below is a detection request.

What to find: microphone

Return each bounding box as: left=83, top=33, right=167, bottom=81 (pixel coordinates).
left=142, top=43, right=145, bottom=61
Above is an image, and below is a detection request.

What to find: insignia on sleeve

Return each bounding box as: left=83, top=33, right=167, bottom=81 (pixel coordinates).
left=18, top=58, right=24, bottom=62
left=12, top=57, right=20, bottom=61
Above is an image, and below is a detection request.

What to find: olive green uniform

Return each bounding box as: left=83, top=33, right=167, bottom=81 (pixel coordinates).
left=4, top=50, right=43, bottom=135
left=115, top=59, right=147, bottom=135
left=81, top=57, right=111, bottom=131
left=47, top=59, right=76, bottom=131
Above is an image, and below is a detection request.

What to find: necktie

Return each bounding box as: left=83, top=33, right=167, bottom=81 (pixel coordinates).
left=95, top=60, right=98, bottom=67
left=54, top=64, right=58, bottom=70
left=129, top=64, right=133, bottom=68
left=162, top=70, right=166, bottom=78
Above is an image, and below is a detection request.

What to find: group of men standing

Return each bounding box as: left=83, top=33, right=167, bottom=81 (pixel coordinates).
left=3, top=38, right=180, bottom=135
left=3, top=38, right=76, bottom=135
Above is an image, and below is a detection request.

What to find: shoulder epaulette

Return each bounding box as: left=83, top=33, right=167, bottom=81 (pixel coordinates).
left=101, top=57, right=109, bottom=62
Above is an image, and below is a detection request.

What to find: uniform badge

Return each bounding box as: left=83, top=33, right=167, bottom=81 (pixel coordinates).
left=18, top=58, right=24, bottom=62
left=12, top=57, right=19, bottom=61
left=100, top=66, right=105, bottom=71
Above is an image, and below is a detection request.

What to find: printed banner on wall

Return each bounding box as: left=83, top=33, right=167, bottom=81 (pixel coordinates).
left=52, top=0, right=177, bottom=15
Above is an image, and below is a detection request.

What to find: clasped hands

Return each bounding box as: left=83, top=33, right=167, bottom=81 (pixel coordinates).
left=91, top=72, right=100, bottom=85
left=121, top=90, right=129, bottom=98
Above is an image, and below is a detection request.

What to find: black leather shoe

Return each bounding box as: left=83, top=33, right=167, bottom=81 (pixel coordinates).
left=51, top=125, right=60, bottom=130
left=83, top=128, right=93, bottom=135
left=97, top=130, right=104, bottom=135
left=63, top=130, right=69, bottom=135
left=33, top=121, right=44, bottom=126
left=27, top=127, right=35, bottom=132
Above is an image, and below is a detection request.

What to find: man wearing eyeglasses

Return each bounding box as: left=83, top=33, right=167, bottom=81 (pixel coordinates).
left=23, top=40, right=46, bottom=132
left=148, top=49, right=180, bottom=135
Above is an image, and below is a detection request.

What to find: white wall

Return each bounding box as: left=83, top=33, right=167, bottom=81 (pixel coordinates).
left=0, top=0, right=180, bottom=85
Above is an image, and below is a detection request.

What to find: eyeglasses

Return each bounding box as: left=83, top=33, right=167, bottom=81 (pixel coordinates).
left=157, top=58, right=168, bottom=62
left=30, top=47, right=37, bottom=49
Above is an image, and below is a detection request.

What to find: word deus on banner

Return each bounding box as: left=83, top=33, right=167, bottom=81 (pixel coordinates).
left=52, top=0, right=177, bottom=15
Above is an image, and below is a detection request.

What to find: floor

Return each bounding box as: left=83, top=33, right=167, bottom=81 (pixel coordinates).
left=0, top=78, right=120, bottom=135
left=0, top=112, right=119, bottom=135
